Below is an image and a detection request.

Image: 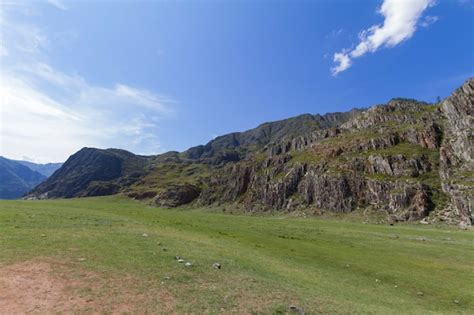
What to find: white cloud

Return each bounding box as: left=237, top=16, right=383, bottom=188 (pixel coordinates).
left=114, top=84, right=174, bottom=112
left=331, top=0, right=437, bottom=76
left=332, top=52, right=352, bottom=76
left=0, top=64, right=173, bottom=163
left=0, top=4, right=175, bottom=163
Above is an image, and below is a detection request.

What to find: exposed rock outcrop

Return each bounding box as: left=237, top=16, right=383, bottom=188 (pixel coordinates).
left=437, top=78, right=474, bottom=226
left=154, top=184, right=201, bottom=207
left=198, top=155, right=433, bottom=222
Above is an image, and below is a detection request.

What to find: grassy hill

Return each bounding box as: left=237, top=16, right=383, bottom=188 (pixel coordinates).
left=1, top=196, right=472, bottom=313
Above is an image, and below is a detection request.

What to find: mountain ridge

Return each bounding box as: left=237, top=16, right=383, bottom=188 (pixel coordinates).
left=13, top=160, right=63, bottom=177
left=26, top=78, right=473, bottom=226
left=182, top=109, right=363, bottom=163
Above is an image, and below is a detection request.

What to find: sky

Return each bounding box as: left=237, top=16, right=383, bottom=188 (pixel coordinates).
left=0, top=0, right=473, bottom=163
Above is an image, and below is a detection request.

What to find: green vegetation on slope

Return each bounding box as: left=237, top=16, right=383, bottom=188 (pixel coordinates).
left=128, top=162, right=212, bottom=195
left=0, top=197, right=472, bottom=313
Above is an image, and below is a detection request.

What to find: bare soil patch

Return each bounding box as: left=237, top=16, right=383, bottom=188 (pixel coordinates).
left=0, top=258, right=176, bottom=314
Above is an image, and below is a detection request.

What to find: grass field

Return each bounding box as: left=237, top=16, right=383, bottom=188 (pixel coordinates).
left=0, top=196, right=473, bottom=314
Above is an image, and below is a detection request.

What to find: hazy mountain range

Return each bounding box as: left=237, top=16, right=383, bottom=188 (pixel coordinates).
left=0, top=157, right=62, bottom=199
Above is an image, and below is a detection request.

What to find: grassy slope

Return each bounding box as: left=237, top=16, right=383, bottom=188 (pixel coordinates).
left=0, top=197, right=472, bottom=314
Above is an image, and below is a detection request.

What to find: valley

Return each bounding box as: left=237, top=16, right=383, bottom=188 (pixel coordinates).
left=1, top=1, right=472, bottom=314
left=0, top=197, right=472, bottom=313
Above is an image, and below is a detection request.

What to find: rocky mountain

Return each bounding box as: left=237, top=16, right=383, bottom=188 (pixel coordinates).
left=28, top=148, right=151, bottom=198
left=0, top=157, right=46, bottom=199
left=182, top=110, right=362, bottom=164
left=26, top=78, right=473, bottom=226
left=27, top=112, right=360, bottom=199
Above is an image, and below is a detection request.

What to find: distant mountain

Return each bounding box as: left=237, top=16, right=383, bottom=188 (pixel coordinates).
left=0, top=157, right=46, bottom=199
left=26, top=78, right=473, bottom=226
left=14, top=160, right=62, bottom=177
left=0, top=157, right=63, bottom=199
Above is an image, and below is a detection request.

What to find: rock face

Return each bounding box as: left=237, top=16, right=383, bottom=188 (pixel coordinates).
left=27, top=78, right=473, bottom=226
left=437, top=78, right=474, bottom=226
left=154, top=184, right=201, bottom=207
left=198, top=150, right=435, bottom=222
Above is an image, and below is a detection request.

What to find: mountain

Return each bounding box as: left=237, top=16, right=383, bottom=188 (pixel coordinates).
left=29, top=148, right=151, bottom=198
left=14, top=160, right=62, bottom=177
left=26, top=78, right=473, bottom=226
left=26, top=111, right=360, bottom=200
left=182, top=110, right=362, bottom=164
left=0, top=157, right=46, bottom=199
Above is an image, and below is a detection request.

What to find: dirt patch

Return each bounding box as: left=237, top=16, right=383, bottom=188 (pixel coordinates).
left=0, top=258, right=176, bottom=314
left=0, top=259, right=87, bottom=313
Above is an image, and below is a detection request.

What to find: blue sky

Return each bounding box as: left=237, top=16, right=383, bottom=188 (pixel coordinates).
left=0, top=0, right=472, bottom=163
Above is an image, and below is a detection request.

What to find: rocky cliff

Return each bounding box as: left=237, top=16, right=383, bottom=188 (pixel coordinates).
left=26, top=78, right=473, bottom=226
left=196, top=99, right=445, bottom=222
left=437, top=79, right=474, bottom=227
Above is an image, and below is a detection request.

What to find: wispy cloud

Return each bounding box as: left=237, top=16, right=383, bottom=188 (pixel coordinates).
left=332, top=52, right=352, bottom=76
left=420, top=15, right=439, bottom=28
left=0, top=18, right=48, bottom=57
left=331, top=0, right=437, bottom=76
left=0, top=4, right=175, bottom=163
left=47, top=0, right=67, bottom=10
left=1, top=64, right=174, bottom=163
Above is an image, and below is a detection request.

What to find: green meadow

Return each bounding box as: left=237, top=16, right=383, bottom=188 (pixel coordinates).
left=0, top=196, right=472, bottom=314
